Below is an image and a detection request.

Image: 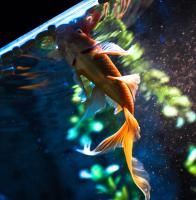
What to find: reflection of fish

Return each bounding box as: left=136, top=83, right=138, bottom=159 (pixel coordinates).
left=0, top=65, right=15, bottom=76
left=16, top=66, right=31, bottom=71
left=18, top=80, right=48, bottom=90
left=0, top=65, right=15, bottom=72
left=57, top=5, right=150, bottom=200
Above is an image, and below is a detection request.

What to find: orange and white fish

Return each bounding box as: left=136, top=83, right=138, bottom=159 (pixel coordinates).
left=56, top=5, right=151, bottom=200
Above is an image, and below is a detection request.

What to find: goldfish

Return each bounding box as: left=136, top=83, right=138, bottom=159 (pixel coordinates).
left=56, top=3, right=151, bottom=200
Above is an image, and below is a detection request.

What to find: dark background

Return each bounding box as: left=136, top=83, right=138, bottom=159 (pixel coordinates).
left=0, top=0, right=81, bottom=47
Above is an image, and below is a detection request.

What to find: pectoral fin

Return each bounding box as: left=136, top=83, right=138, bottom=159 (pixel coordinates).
left=81, top=86, right=106, bottom=121
left=107, top=74, right=140, bottom=101
left=73, top=71, right=89, bottom=102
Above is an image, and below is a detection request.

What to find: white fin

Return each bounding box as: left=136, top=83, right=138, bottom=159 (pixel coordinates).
left=132, top=157, right=151, bottom=200
left=98, top=42, right=132, bottom=56
left=108, top=74, right=140, bottom=101
left=114, top=105, right=123, bottom=115
left=81, top=86, right=106, bottom=120
left=105, top=95, right=123, bottom=115
left=76, top=143, right=101, bottom=156
left=77, top=122, right=127, bottom=156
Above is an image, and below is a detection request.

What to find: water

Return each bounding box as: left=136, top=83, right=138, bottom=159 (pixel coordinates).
left=0, top=1, right=195, bottom=200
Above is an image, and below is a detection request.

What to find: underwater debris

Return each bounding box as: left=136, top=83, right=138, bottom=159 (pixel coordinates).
left=93, top=13, right=195, bottom=127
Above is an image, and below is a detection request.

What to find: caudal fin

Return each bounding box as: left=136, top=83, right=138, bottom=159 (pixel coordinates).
left=77, top=107, right=150, bottom=200
left=123, top=108, right=150, bottom=200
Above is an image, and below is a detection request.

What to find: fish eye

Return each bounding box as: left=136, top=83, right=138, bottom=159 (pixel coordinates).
left=86, top=16, right=92, bottom=23
left=76, top=29, right=83, bottom=34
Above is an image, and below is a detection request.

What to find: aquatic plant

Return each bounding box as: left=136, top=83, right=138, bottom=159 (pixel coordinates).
left=79, top=163, right=141, bottom=200
left=93, top=15, right=195, bottom=127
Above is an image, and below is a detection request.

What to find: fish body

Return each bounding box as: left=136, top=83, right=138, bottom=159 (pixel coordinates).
left=56, top=3, right=150, bottom=200
left=80, top=53, right=134, bottom=113
left=57, top=27, right=134, bottom=113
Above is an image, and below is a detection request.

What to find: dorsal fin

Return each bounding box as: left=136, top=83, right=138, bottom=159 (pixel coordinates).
left=107, top=74, right=140, bottom=101
left=95, top=42, right=132, bottom=56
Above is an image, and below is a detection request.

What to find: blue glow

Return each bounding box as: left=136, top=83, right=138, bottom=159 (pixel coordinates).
left=0, top=194, right=7, bottom=200
left=79, top=170, right=92, bottom=179
left=106, top=164, right=120, bottom=174
left=0, top=65, right=15, bottom=71
left=90, top=121, right=104, bottom=132
left=0, top=0, right=98, bottom=57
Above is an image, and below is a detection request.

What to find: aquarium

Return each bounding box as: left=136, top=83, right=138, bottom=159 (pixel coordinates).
left=0, top=0, right=195, bottom=200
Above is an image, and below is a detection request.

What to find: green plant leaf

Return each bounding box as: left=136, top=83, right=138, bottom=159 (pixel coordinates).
left=162, top=105, right=178, bottom=117
left=96, top=184, right=109, bottom=193
left=107, top=176, right=116, bottom=191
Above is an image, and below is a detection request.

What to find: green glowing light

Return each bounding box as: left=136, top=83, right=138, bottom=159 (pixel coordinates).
left=67, top=127, right=78, bottom=140
left=91, top=164, right=104, bottom=181
left=162, top=105, right=178, bottom=117
left=78, top=104, right=85, bottom=113
left=72, top=95, right=81, bottom=103
left=185, top=146, right=196, bottom=176
left=128, top=44, right=143, bottom=61
left=167, top=87, right=182, bottom=96
left=90, top=121, right=104, bottom=132
left=150, top=69, right=168, bottom=80
left=114, top=186, right=129, bottom=200
left=170, top=96, right=191, bottom=107
left=96, top=184, right=108, bottom=193
left=186, top=111, right=196, bottom=123
left=176, top=117, right=185, bottom=128
left=75, top=87, right=82, bottom=94
left=80, top=135, right=91, bottom=146
left=70, top=116, right=79, bottom=124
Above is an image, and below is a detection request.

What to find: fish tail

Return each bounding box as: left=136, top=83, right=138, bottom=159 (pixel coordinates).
left=123, top=108, right=150, bottom=200
left=77, top=107, right=150, bottom=200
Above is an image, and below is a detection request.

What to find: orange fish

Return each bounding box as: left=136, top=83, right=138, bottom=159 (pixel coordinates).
left=56, top=5, right=151, bottom=200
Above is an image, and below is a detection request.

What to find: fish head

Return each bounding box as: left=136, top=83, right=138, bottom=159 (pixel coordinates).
left=56, top=23, right=96, bottom=65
